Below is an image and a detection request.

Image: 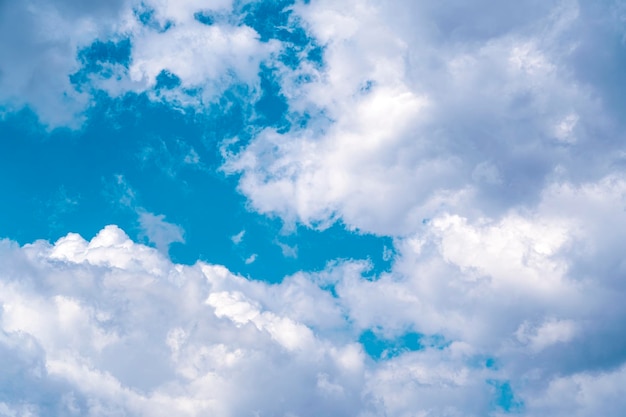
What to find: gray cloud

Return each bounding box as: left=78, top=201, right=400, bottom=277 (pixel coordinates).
left=0, top=0, right=130, bottom=127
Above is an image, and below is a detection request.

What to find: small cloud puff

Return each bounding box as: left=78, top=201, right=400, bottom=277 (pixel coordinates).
left=138, top=211, right=185, bottom=254
left=231, top=230, right=245, bottom=245
left=244, top=253, right=257, bottom=264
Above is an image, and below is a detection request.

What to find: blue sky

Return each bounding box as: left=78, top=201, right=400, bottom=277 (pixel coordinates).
left=1, top=0, right=626, bottom=416
left=0, top=93, right=393, bottom=282
left=0, top=6, right=392, bottom=282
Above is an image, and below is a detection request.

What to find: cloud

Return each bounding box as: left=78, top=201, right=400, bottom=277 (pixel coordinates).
left=0, top=227, right=368, bottom=416
left=138, top=138, right=207, bottom=179
left=515, top=318, right=578, bottom=353
left=3, top=170, right=626, bottom=415
left=276, top=239, right=298, bottom=258
left=308, top=174, right=626, bottom=413
left=138, top=211, right=185, bottom=254
left=244, top=253, right=257, bottom=264
left=0, top=0, right=128, bottom=127
left=103, top=175, right=185, bottom=255
left=231, top=229, right=245, bottom=244
left=126, top=18, right=276, bottom=97
left=224, top=0, right=625, bottom=236
left=524, top=363, right=626, bottom=417
left=0, top=0, right=280, bottom=128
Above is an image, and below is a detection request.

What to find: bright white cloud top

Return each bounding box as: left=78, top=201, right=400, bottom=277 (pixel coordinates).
left=1, top=0, right=626, bottom=416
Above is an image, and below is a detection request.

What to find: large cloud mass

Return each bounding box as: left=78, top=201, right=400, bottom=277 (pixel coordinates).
left=226, top=0, right=626, bottom=235
left=2, top=173, right=626, bottom=416
left=2, top=0, right=626, bottom=416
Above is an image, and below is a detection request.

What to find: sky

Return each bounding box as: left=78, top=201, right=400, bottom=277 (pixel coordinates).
left=1, top=0, right=626, bottom=416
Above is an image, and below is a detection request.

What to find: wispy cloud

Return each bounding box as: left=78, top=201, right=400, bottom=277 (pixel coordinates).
left=231, top=229, right=245, bottom=245
left=138, top=210, right=185, bottom=254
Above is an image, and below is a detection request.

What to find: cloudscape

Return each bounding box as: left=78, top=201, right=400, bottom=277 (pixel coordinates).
left=1, top=0, right=626, bottom=415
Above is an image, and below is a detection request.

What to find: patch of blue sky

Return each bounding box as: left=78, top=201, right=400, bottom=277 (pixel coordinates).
left=485, top=357, right=497, bottom=368
left=358, top=329, right=451, bottom=361
left=238, top=0, right=303, bottom=43
left=154, top=70, right=182, bottom=90
left=238, top=0, right=324, bottom=69
left=249, top=62, right=322, bottom=136
left=193, top=11, right=215, bottom=26
left=0, top=91, right=392, bottom=282
left=78, top=38, right=131, bottom=70
left=193, top=8, right=241, bottom=27
left=70, top=38, right=132, bottom=89
left=488, top=380, right=524, bottom=414
left=134, top=2, right=173, bottom=32
left=0, top=0, right=394, bottom=282
left=254, top=65, right=290, bottom=130
left=463, top=355, right=501, bottom=373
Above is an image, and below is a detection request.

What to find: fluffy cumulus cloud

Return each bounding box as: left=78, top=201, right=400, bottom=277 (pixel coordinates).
left=2, top=0, right=626, bottom=416
left=0, top=227, right=366, bottom=416
left=2, top=176, right=626, bottom=416
left=0, top=0, right=275, bottom=127
left=226, top=0, right=626, bottom=235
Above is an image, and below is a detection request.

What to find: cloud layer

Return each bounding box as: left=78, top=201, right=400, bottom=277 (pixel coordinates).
left=2, top=171, right=626, bottom=416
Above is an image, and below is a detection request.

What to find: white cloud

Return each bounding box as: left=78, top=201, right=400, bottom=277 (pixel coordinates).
left=338, top=174, right=626, bottom=341
left=3, top=1, right=626, bottom=416
left=231, top=230, right=245, bottom=244
left=0, top=0, right=277, bottom=127
left=3, top=171, right=626, bottom=415
left=515, top=318, right=578, bottom=353
left=362, top=343, right=489, bottom=417
left=125, top=19, right=278, bottom=103
left=309, top=174, right=626, bottom=413
left=0, top=228, right=370, bottom=415
left=225, top=0, right=622, bottom=236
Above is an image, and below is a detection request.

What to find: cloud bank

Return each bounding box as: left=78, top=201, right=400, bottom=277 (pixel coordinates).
left=2, top=172, right=626, bottom=416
